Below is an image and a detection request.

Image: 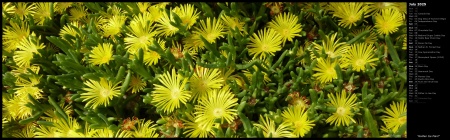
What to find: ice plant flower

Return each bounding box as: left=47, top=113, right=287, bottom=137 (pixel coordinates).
left=220, top=14, right=246, bottom=36
left=12, top=2, right=36, bottom=20
left=136, top=2, right=151, bottom=13
left=267, top=12, right=303, bottom=46
left=4, top=96, right=34, bottom=120
left=342, top=43, right=378, bottom=72
left=89, top=43, right=114, bottom=65
left=327, top=2, right=369, bottom=28
left=101, top=14, right=127, bottom=38
left=13, top=35, right=46, bottom=67
left=53, top=117, right=85, bottom=137
left=151, top=69, right=191, bottom=113
left=173, top=3, right=200, bottom=30
left=182, top=112, right=216, bottom=138
left=128, top=75, right=147, bottom=94
left=282, top=105, right=315, bottom=137
left=365, top=2, right=397, bottom=15
left=90, top=128, right=132, bottom=138
left=68, top=5, right=88, bottom=22
left=155, top=9, right=179, bottom=37
left=374, top=8, right=403, bottom=35
left=313, top=58, right=338, bottom=84
left=12, top=123, right=35, bottom=138
left=311, top=33, right=349, bottom=61
left=382, top=101, right=406, bottom=133
left=254, top=115, right=296, bottom=138
left=326, top=90, right=358, bottom=126
left=143, top=39, right=166, bottom=66
left=81, top=78, right=121, bottom=109
left=189, top=66, right=224, bottom=101
left=124, top=12, right=157, bottom=54
left=185, top=17, right=225, bottom=52
left=194, top=88, right=238, bottom=130
left=132, top=119, right=159, bottom=138
left=59, top=21, right=83, bottom=43
left=247, top=28, right=283, bottom=60
left=350, top=26, right=378, bottom=44
left=35, top=124, right=59, bottom=138
left=54, top=2, right=73, bottom=14
left=2, top=21, right=31, bottom=52
left=33, top=2, right=54, bottom=25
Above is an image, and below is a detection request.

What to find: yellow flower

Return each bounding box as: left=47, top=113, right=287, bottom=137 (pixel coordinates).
left=311, top=32, right=349, bottom=60
left=374, top=8, right=403, bottom=35
left=35, top=124, right=59, bottom=138
left=89, top=43, right=114, bottom=65
left=350, top=26, right=378, bottom=44
left=254, top=115, right=296, bottom=138
left=55, top=2, right=73, bottom=14
left=128, top=75, right=147, bottom=94
left=53, top=117, right=85, bottom=137
left=132, top=119, right=159, bottom=138
left=185, top=17, right=225, bottom=52
left=341, top=43, right=378, bottom=72
left=124, top=12, right=157, bottom=54
left=90, top=128, right=132, bottom=138
left=247, top=28, right=283, bottom=60
left=173, top=3, right=200, bottom=30
left=382, top=101, right=406, bottom=133
left=68, top=5, right=88, bottom=22
left=33, top=2, right=54, bottom=25
left=13, top=35, right=46, bottom=67
left=194, top=87, right=238, bottom=130
left=59, top=21, right=83, bottom=43
left=12, top=123, right=35, bottom=138
left=189, top=66, right=224, bottom=101
left=136, top=2, right=151, bottom=13
left=282, top=105, right=315, bottom=137
left=365, top=2, right=397, bottom=15
left=151, top=69, right=191, bottom=113
left=326, top=90, right=358, bottom=126
left=81, top=78, right=121, bottom=109
left=327, top=2, right=369, bottom=28
left=11, top=2, right=36, bottom=20
left=4, top=95, right=33, bottom=120
left=101, top=15, right=127, bottom=38
left=312, top=58, right=338, bottom=84
left=143, top=39, right=166, bottom=66
left=41, top=102, right=73, bottom=122
left=182, top=112, right=216, bottom=138
left=148, top=5, right=164, bottom=22
left=2, top=21, right=31, bottom=52
left=155, top=9, right=179, bottom=37
left=267, top=12, right=303, bottom=46
left=220, top=14, right=246, bottom=37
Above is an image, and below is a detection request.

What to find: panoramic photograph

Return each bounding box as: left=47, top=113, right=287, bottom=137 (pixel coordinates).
left=2, top=2, right=407, bottom=138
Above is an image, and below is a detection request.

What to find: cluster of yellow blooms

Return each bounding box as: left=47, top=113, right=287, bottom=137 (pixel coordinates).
left=2, top=2, right=406, bottom=138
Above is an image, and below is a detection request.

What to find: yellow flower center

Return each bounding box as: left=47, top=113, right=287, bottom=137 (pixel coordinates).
left=212, top=108, right=224, bottom=118
left=398, top=116, right=406, bottom=124
left=139, top=35, right=148, bottom=44
left=294, top=121, right=303, bottom=128
left=100, top=89, right=111, bottom=97
left=182, top=18, right=191, bottom=25
left=355, top=59, right=365, bottom=67
left=326, top=51, right=336, bottom=58
left=171, top=88, right=180, bottom=99
left=336, top=107, right=347, bottom=116
left=347, top=15, right=359, bottom=23
left=101, top=55, right=111, bottom=63
left=326, top=68, right=335, bottom=75
left=282, top=29, right=289, bottom=36
left=206, top=33, right=217, bottom=42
